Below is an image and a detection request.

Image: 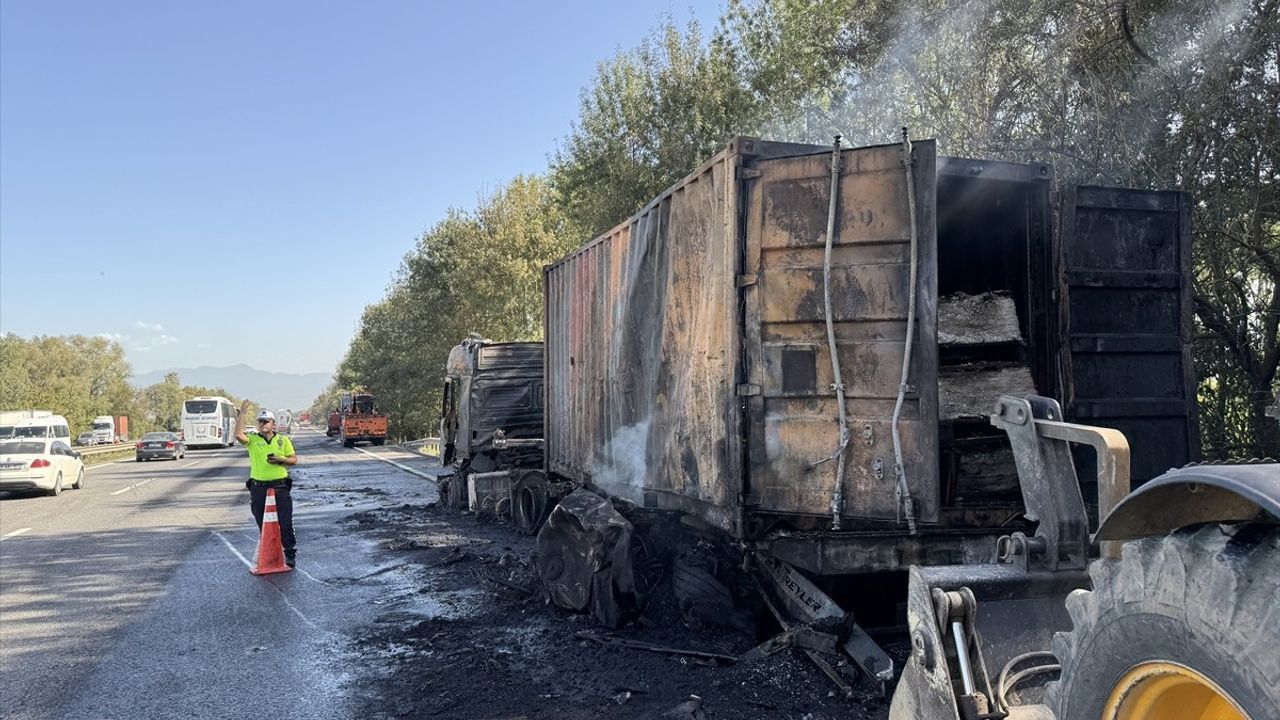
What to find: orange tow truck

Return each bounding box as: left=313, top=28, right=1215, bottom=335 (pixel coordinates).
left=338, top=392, right=388, bottom=447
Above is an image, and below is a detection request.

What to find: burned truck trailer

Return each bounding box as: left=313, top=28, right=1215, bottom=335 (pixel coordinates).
left=542, top=136, right=1198, bottom=577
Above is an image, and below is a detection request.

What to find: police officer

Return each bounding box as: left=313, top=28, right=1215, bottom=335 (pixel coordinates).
left=234, top=399, right=299, bottom=566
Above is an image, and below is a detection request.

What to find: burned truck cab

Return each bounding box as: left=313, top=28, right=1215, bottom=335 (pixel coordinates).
left=440, top=334, right=544, bottom=470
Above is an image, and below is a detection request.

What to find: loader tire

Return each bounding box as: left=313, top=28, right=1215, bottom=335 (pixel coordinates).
left=1045, top=523, right=1280, bottom=720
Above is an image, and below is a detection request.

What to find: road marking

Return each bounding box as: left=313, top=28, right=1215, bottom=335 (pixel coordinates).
left=212, top=531, right=322, bottom=629
left=349, top=445, right=435, bottom=481
left=110, top=479, right=153, bottom=495
left=1, top=527, right=32, bottom=540
left=180, top=459, right=201, bottom=468
left=214, top=530, right=253, bottom=568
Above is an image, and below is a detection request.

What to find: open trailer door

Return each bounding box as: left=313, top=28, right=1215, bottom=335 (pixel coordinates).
left=1057, top=185, right=1199, bottom=482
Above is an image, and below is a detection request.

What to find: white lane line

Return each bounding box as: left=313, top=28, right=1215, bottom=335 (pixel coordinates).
left=180, top=459, right=201, bottom=468
left=212, top=531, right=322, bottom=629
left=110, top=479, right=153, bottom=495
left=213, top=530, right=253, bottom=568
left=232, top=530, right=332, bottom=586
left=349, top=445, right=435, bottom=481
left=2, top=527, right=32, bottom=540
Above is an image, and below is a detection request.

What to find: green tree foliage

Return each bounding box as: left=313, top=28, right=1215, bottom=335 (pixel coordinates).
left=0, top=334, right=135, bottom=433
left=550, top=17, right=762, bottom=237
left=0, top=334, right=244, bottom=436
left=313, top=176, right=578, bottom=439
left=134, top=371, right=238, bottom=432
left=331, top=0, right=1276, bottom=456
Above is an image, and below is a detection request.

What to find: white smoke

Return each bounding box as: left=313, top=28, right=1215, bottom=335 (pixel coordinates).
left=592, top=419, right=651, bottom=505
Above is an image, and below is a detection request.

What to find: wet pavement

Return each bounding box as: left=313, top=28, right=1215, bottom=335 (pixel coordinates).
left=2, top=428, right=887, bottom=719
left=0, top=429, right=441, bottom=720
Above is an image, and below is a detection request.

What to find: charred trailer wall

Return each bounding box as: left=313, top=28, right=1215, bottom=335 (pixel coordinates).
left=544, top=144, right=745, bottom=531
left=544, top=138, right=941, bottom=537
left=542, top=137, right=1199, bottom=577
left=1057, top=186, right=1200, bottom=481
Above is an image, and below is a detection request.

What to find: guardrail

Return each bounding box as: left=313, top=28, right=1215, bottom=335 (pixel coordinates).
left=400, top=437, right=442, bottom=458
left=77, top=442, right=137, bottom=457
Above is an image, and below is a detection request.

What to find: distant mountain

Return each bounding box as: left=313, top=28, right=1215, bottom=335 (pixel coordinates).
left=130, top=364, right=331, bottom=410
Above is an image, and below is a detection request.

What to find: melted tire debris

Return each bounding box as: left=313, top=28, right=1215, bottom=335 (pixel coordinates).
left=345, top=502, right=887, bottom=719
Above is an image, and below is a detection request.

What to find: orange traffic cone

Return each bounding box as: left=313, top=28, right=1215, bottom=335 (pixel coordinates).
left=251, top=488, right=292, bottom=575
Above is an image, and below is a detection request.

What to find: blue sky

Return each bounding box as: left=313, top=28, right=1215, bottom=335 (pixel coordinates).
left=1, top=1, right=721, bottom=375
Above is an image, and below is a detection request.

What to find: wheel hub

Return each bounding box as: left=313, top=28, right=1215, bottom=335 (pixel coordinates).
left=1106, top=662, right=1248, bottom=720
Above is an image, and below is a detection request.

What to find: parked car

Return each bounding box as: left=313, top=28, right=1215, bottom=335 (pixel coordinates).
left=76, top=432, right=97, bottom=446
left=0, top=438, right=85, bottom=496
left=135, top=432, right=186, bottom=462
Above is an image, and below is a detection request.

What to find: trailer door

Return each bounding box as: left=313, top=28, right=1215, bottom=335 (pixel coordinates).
left=1058, top=186, right=1199, bottom=483
left=743, top=140, right=940, bottom=523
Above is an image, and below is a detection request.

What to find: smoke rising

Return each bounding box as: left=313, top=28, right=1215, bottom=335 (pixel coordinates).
left=591, top=419, right=652, bottom=505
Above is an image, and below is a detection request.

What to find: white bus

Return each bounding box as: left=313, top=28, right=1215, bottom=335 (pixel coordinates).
left=181, top=396, right=237, bottom=448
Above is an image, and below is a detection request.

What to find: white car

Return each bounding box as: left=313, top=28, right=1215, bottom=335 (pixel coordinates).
left=0, top=438, right=85, bottom=496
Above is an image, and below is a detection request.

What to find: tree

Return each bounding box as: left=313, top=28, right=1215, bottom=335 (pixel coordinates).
left=725, top=0, right=1279, bottom=457
left=325, top=175, right=578, bottom=440
left=550, top=17, right=763, bottom=237
left=1, top=335, right=135, bottom=432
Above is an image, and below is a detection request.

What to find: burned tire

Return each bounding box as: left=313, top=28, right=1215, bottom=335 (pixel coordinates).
left=438, top=475, right=460, bottom=508
left=1046, top=523, right=1280, bottom=719
left=512, top=471, right=550, bottom=535
left=672, top=545, right=738, bottom=629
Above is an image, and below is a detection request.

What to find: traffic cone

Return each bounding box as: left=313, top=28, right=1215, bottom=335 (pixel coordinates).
left=250, top=488, right=292, bottom=575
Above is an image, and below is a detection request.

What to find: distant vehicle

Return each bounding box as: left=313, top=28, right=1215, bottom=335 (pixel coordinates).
left=76, top=432, right=97, bottom=446
left=181, top=396, right=237, bottom=448
left=135, top=432, right=186, bottom=462
left=12, top=415, right=72, bottom=446
left=0, top=410, right=53, bottom=440
left=91, top=415, right=116, bottom=445
left=337, top=392, right=388, bottom=447
left=326, top=410, right=341, bottom=437
left=274, top=408, right=294, bottom=433
left=0, top=437, right=85, bottom=496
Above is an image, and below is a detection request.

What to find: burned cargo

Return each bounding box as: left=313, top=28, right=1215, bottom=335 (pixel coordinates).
left=541, top=135, right=1197, bottom=574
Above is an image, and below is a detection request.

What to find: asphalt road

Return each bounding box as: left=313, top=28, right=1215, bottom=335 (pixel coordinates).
left=0, top=429, right=440, bottom=720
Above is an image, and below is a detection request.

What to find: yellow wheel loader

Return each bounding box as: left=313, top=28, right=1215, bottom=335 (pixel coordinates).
left=889, top=394, right=1279, bottom=719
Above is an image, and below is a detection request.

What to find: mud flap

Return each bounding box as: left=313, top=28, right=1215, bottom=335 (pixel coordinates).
left=536, top=489, right=637, bottom=628
left=754, top=556, right=894, bottom=689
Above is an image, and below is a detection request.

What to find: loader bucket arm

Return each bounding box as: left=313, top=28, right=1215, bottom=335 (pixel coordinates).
left=891, top=396, right=1129, bottom=719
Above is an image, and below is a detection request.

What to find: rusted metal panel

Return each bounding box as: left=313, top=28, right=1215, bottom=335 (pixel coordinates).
left=1058, top=186, right=1199, bottom=482
left=546, top=137, right=940, bottom=536
left=545, top=146, right=742, bottom=530
left=744, top=141, right=939, bottom=522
